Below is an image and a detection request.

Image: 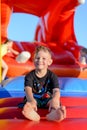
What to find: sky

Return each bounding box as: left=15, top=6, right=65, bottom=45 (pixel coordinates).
left=8, top=1, right=87, bottom=48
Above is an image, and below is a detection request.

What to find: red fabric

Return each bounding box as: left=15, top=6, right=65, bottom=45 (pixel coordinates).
left=1, top=97, right=87, bottom=118
left=1, top=2, right=12, bottom=43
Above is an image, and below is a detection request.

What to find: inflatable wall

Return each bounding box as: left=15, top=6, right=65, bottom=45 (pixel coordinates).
left=1, top=0, right=87, bottom=78
left=1, top=1, right=87, bottom=129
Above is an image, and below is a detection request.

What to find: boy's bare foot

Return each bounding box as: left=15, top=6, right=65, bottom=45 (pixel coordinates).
left=46, top=106, right=66, bottom=122
left=22, top=103, right=40, bottom=121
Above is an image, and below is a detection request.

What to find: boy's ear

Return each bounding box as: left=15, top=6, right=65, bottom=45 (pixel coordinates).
left=48, top=59, right=53, bottom=66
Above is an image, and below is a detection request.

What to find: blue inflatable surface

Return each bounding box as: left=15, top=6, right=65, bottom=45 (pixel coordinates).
left=0, top=76, right=25, bottom=98
left=59, top=77, right=87, bottom=97
left=0, top=76, right=87, bottom=98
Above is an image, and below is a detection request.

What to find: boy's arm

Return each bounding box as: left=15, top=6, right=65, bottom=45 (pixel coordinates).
left=48, top=88, right=60, bottom=111
left=25, top=86, right=37, bottom=111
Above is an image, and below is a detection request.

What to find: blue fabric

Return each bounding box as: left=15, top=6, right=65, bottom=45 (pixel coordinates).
left=0, top=76, right=25, bottom=98
left=59, top=77, right=87, bottom=97
left=0, top=76, right=87, bottom=98
left=59, top=77, right=87, bottom=92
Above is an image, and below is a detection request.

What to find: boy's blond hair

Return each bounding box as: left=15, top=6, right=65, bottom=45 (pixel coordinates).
left=34, top=45, right=52, bottom=58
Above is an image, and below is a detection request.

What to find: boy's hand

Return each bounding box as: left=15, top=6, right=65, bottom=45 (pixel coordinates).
left=48, top=98, right=60, bottom=112
left=23, top=101, right=37, bottom=112
left=30, top=100, right=37, bottom=111
left=22, top=101, right=40, bottom=121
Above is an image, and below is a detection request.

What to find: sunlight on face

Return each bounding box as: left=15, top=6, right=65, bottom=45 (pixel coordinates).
left=34, top=50, right=52, bottom=70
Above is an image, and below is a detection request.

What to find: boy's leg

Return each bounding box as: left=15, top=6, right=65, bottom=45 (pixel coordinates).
left=22, top=102, right=40, bottom=121
left=46, top=106, right=66, bottom=122
left=1, top=59, right=8, bottom=81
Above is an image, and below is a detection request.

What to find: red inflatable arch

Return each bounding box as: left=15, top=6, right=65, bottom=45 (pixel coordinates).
left=1, top=0, right=87, bottom=78
left=1, top=2, right=87, bottom=130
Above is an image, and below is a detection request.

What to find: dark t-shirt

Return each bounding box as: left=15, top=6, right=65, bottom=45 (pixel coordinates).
left=24, top=69, right=59, bottom=98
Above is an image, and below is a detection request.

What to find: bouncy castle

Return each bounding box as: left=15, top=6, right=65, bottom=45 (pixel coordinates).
left=1, top=0, right=87, bottom=130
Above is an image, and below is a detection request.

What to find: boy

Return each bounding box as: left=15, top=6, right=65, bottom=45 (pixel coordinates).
left=22, top=45, right=66, bottom=122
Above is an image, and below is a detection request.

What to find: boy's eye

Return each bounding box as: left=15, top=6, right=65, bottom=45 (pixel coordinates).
left=43, top=58, right=46, bottom=60
left=36, top=57, right=46, bottom=60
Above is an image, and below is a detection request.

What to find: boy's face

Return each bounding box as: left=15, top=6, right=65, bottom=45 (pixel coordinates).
left=34, top=50, right=52, bottom=70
